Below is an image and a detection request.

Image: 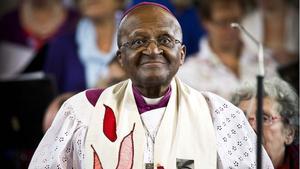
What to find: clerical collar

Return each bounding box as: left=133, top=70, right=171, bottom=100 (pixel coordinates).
left=132, top=85, right=171, bottom=114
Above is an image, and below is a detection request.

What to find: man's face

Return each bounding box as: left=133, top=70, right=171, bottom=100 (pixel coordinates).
left=117, top=7, right=185, bottom=88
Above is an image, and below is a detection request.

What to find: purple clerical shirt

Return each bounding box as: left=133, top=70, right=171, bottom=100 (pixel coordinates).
left=85, top=85, right=171, bottom=114
left=132, top=85, right=171, bottom=114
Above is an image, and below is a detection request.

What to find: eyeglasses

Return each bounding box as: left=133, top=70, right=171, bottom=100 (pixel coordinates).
left=247, top=114, right=282, bottom=126
left=121, top=36, right=182, bottom=50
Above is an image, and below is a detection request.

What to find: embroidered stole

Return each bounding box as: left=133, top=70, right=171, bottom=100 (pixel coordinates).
left=84, top=78, right=217, bottom=168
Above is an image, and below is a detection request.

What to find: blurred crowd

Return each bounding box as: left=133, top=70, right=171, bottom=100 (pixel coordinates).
left=0, top=0, right=298, bottom=168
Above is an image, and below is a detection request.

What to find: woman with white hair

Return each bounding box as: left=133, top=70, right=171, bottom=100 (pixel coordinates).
left=231, top=78, right=299, bottom=169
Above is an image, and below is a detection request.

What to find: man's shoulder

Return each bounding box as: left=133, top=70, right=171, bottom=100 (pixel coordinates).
left=61, top=89, right=105, bottom=124
left=65, top=88, right=107, bottom=107
left=64, top=81, right=129, bottom=124
left=75, top=80, right=128, bottom=107
left=85, top=88, right=106, bottom=107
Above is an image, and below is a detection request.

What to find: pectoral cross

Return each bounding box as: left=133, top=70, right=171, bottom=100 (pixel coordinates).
left=145, top=163, right=154, bottom=169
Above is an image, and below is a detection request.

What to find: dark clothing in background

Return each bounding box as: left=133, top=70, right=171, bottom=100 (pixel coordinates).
left=44, top=31, right=86, bottom=94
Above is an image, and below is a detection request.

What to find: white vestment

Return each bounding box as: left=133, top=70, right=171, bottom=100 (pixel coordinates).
left=29, top=78, right=273, bottom=169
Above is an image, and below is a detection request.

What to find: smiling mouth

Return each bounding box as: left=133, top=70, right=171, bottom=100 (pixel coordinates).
left=140, top=61, right=166, bottom=66
left=141, top=61, right=166, bottom=67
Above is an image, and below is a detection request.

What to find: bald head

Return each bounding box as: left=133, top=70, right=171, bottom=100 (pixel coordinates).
left=117, top=4, right=182, bottom=47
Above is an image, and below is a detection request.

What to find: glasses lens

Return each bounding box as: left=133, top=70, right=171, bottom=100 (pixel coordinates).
left=130, top=39, right=147, bottom=49
left=123, top=36, right=181, bottom=49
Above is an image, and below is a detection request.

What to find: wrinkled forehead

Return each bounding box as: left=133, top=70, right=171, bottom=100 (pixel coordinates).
left=123, top=14, right=179, bottom=36
left=118, top=5, right=182, bottom=44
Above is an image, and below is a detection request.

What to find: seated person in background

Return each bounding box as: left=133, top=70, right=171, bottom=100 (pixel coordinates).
left=44, top=0, right=123, bottom=94
left=29, top=2, right=273, bottom=168
left=231, top=78, right=299, bottom=169
left=42, top=56, right=128, bottom=132
left=0, top=0, right=79, bottom=77
left=177, top=0, right=278, bottom=99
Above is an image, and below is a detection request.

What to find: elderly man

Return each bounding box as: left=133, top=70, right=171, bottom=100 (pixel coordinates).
left=29, top=2, right=273, bottom=169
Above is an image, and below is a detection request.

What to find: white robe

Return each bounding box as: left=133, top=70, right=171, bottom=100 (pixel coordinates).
left=29, top=77, right=273, bottom=169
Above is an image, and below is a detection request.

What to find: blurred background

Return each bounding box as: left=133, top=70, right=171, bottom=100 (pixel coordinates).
left=0, top=0, right=298, bottom=168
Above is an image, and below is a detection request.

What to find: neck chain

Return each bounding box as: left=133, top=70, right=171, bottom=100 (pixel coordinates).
left=141, top=118, right=158, bottom=144
left=140, top=108, right=166, bottom=165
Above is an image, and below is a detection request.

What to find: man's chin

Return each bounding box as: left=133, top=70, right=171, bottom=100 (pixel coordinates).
left=139, top=75, right=169, bottom=86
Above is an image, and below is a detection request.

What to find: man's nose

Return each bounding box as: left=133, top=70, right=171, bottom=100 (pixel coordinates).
left=142, top=41, right=163, bottom=55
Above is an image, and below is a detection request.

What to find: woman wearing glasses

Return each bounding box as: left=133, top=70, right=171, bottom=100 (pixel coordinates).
left=231, top=78, right=299, bottom=169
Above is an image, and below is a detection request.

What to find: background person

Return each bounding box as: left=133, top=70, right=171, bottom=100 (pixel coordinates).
left=177, top=0, right=278, bottom=99
left=231, top=78, right=299, bottom=169
left=44, top=0, right=123, bottom=94
left=0, top=0, right=79, bottom=77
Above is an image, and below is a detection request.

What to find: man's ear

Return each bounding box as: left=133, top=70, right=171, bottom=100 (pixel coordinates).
left=116, top=50, right=123, bottom=67
left=284, top=126, right=295, bottom=145
left=179, top=44, right=186, bottom=65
